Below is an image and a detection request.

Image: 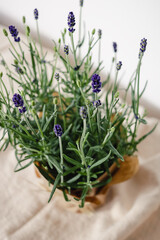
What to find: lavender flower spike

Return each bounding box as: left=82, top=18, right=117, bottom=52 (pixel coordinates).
left=113, top=42, right=117, bottom=53
left=64, top=45, right=69, bottom=55
left=68, top=12, right=76, bottom=33
left=91, top=74, right=102, bottom=93
left=93, top=100, right=101, bottom=108
left=19, top=106, right=27, bottom=114
left=8, top=25, right=20, bottom=42
left=34, top=9, right=38, bottom=20
left=80, top=0, right=84, bottom=7
left=54, top=124, right=63, bottom=137
left=55, top=73, right=59, bottom=81
left=116, top=61, right=122, bottom=71
left=12, top=93, right=24, bottom=107
left=80, top=107, right=87, bottom=119
left=140, top=38, right=147, bottom=53
left=98, top=29, right=102, bottom=39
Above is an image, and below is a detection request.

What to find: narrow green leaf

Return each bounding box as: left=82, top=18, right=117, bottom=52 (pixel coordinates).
left=108, top=141, right=124, bottom=161
left=63, top=154, right=82, bottom=167
left=42, top=111, right=56, bottom=132
left=92, top=176, right=112, bottom=188
left=45, top=155, right=63, bottom=173
left=29, top=43, right=37, bottom=78
left=62, top=189, right=71, bottom=201
left=136, top=123, right=157, bottom=144
left=139, top=118, right=147, bottom=124
left=67, top=174, right=81, bottom=183
left=140, top=80, right=148, bottom=98
left=63, top=166, right=79, bottom=176
left=48, top=173, right=61, bottom=202
left=14, top=159, right=34, bottom=172
left=90, top=150, right=111, bottom=169
left=66, top=147, right=81, bottom=157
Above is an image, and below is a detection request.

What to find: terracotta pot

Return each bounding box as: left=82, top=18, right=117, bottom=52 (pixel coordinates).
left=34, top=155, right=139, bottom=212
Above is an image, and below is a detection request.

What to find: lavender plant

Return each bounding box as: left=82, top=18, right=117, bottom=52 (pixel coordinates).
left=0, top=1, right=156, bottom=207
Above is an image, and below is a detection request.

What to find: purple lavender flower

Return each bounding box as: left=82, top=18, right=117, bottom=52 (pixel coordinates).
left=93, top=99, right=101, bottom=108
left=139, top=38, right=147, bottom=58
left=8, top=25, right=20, bottom=42
left=116, top=61, right=122, bottom=71
left=55, top=73, right=59, bottom=81
left=91, top=74, right=102, bottom=93
left=80, top=0, right=83, bottom=7
left=34, top=9, right=38, bottom=20
left=19, top=106, right=26, bottom=114
left=68, top=12, right=75, bottom=33
left=98, top=29, right=102, bottom=39
left=54, top=124, right=63, bottom=137
left=113, top=42, right=117, bottom=53
left=64, top=45, right=69, bottom=55
left=12, top=93, right=24, bottom=107
left=80, top=106, right=87, bottom=119
left=140, top=38, right=147, bottom=53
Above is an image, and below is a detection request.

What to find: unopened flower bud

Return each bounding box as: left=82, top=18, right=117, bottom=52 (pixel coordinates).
left=54, top=46, right=57, bottom=52
left=26, top=26, right=30, bottom=36
left=3, top=29, right=8, bottom=37
left=22, top=16, right=26, bottom=24
left=92, top=29, right=95, bottom=35
left=114, top=91, right=119, bottom=98
left=14, top=59, right=18, bottom=65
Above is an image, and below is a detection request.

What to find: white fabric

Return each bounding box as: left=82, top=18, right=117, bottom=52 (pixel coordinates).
left=0, top=26, right=160, bottom=240
left=0, top=117, right=160, bottom=240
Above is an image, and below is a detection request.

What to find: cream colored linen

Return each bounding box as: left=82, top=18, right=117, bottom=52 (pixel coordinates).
left=0, top=26, right=160, bottom=240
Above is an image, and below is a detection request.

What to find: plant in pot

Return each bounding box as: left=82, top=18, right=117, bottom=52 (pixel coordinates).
left=0, top=1, right=156, bottom=211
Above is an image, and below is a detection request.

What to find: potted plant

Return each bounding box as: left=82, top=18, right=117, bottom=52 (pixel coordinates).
left=0, top=0, right=156, bottom=210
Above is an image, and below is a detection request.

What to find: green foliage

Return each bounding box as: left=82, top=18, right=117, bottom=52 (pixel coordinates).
left=0, top=3, right=156, bottom=208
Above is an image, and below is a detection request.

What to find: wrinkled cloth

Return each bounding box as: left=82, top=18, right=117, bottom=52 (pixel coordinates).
left=0, top=26, right=160, bottom=240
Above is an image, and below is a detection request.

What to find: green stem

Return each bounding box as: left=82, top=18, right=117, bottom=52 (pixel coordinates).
left=98, top=38, right=101, bottom=66
left=70, top=33, right=77, bottom=66
left=36, top=21, right=43, bottom=58
left=23, top=114, right=37, bottom=136
left=95, top=93, right=100, bottom=135
left=136, top=58, right=142, bottom=114
left=58, top=81, right=66, bottom=131
left=59, top=137, right=64, bottom=184
left=79, top=87, right=92, bottom=132
left=54, top=103, right=57, bottom=125
left=7, top=37, right=22, bottom=63
left=31, top=109, right=44, bottom=140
